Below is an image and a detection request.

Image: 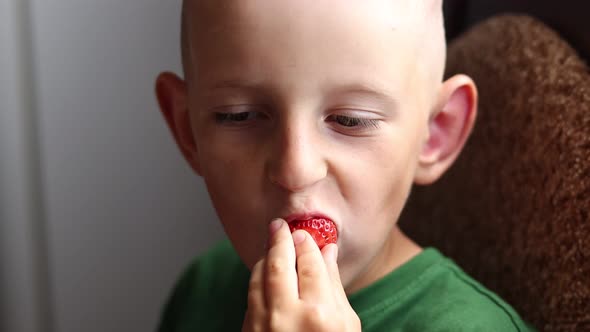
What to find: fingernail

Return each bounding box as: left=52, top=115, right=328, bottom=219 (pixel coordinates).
left=269, top=219, right=283, bottom=235
left=292, top=230, right=306, bottom=245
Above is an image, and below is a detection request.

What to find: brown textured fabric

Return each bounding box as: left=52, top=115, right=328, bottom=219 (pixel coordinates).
left=443, top=1, right=590, bottom=60
left=462, top=1, right=590, bottom=61
left=399, top=15, right=590, bottom=332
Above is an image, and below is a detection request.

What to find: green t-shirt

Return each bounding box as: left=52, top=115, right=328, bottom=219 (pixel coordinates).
left=157, top=239, right=536, bottom=331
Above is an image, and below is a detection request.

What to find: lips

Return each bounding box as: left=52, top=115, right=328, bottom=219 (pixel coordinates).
left=287, top=217, right=338, bottom=249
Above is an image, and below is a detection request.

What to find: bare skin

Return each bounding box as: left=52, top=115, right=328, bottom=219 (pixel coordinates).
left=155, top=0, right=477, bottom=330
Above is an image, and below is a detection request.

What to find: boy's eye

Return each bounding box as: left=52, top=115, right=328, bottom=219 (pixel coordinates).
left=327, top=115, right=380, bottom=129
left=215, top=112, right=258, bottom=123
left=214, top=105, right=268, bottom=124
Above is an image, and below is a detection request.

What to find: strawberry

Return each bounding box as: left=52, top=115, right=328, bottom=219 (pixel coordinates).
left=288, top=218, right=338, bottom=249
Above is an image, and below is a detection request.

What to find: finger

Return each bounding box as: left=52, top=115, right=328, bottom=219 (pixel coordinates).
left=265, top=219, right=298, bottom=308
left=321, top=243, right=347, bottom=300
left=246, top=259, right=267, bottom=320
left=293, top=230, right=332, bottom=302
left=242, top=309, right=259, bottom=332
left=242, top=311, right=265, bottom=332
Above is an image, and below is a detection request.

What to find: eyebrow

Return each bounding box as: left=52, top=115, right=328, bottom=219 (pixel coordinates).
left=329, top=83, right=399, bottom=107
left=208, top=79, right=265, bottom=91
left=205, top=80, right=399, bottom=111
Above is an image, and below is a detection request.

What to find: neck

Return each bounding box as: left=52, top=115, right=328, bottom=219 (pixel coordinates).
left=344, top=225, right=422, bottom=294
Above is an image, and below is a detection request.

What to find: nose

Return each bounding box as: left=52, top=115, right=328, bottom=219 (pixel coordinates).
left=267, top=121, right=327, bottom=192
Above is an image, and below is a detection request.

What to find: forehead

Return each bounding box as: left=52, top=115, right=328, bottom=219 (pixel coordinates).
left=186, top=0, right=427, bottom=96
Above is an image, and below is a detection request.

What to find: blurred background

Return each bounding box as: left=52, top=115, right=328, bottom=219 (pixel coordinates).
left=0, top=1, right=223, bottom=331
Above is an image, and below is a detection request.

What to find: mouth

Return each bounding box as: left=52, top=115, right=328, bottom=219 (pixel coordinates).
left=284, top=212, right=333, bottom=224
left=283, top=212, right=338, bottom=249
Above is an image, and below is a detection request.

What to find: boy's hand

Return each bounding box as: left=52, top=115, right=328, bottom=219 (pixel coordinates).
left=242, top=219, right=361, bottom=332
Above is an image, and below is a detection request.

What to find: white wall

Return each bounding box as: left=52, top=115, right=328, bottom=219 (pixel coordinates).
left=1, top=1, right=224, bottom=331
left=1, top=0, right=51, bottom=331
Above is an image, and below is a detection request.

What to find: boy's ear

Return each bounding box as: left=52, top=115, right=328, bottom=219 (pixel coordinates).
left=414, top=74, right=477, bottom=185
left=155, top=72, right=202, bottom=176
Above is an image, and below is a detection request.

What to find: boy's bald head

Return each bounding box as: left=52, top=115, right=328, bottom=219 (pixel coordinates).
left=180, top=0, right=446, bottom=97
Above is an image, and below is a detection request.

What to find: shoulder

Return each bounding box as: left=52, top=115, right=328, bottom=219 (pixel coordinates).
left=157, top=239, right=250, bottom=332
left=170, top=239, right=244, bottom=296
left=191, top=238, right=245, bottom=280
left=407, top=252, right=535, bottom=332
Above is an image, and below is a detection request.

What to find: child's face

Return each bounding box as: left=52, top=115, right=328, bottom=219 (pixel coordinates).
left=183, top=0, right=443, bottom=289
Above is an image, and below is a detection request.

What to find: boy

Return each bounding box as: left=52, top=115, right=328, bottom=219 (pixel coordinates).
left=155, top=0, right=535, bottom=331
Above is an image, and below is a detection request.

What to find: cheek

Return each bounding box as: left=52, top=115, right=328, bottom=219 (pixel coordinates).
left=196, top=138, right=270, bottom=267
left=197, top=129, right=259, bottom=184
left=201, top=164, right=266, bottom=269
left=200, top=146, right=261, bottom=218
left=347, top=133, right=416, bottom=203
left=368, top=128, right=422, bottom=214
left=337, top=129, right=421, bottom=243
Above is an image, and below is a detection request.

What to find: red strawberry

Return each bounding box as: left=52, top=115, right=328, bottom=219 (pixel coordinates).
left=288, top=218, right=338, bottom=249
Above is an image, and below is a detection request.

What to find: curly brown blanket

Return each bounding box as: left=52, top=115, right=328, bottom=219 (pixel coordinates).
left=400, top=14, right=590, bottom=332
